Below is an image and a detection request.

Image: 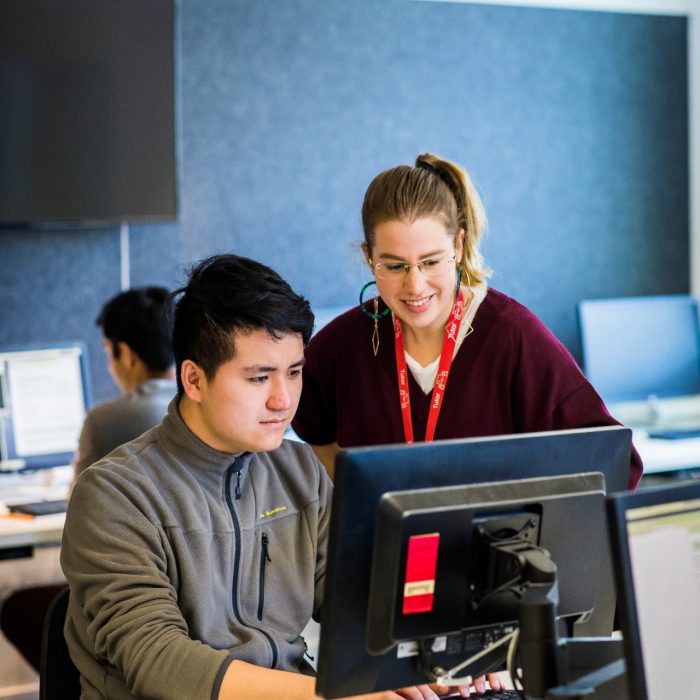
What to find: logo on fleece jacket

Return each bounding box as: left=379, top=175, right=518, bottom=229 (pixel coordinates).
left=259, top=505, right=287, bottom=519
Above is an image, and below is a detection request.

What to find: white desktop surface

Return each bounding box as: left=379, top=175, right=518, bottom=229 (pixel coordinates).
left=632, top=430, right=700, bottom=474
left=0, top=512, right=65, bottom=549
left=607, top=396, right=700, bottom=474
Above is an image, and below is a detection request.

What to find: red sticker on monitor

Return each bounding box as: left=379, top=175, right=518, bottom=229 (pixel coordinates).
left=402, top=533, right=439, bottom=614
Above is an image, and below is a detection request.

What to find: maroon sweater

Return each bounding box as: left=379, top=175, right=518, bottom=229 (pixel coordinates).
left=293, top=288, right=642, bottom=489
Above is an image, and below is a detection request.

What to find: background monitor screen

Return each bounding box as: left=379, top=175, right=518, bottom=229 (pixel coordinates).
left=608, top=481, right=700, bottom=700
left=0, top=0, right=176, bottom=225
left=0, top=343, right=91, bottom=471
left=578, top=295, right=700, bottom=404
left=315, top=426, right=632, bottom=698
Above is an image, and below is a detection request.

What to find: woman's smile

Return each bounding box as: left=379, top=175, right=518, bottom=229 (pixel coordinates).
left=402, top=294, right=436, bottom=312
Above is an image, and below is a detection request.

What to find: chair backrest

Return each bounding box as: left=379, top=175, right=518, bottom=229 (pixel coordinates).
left=40, top=586, right=81, bottom=700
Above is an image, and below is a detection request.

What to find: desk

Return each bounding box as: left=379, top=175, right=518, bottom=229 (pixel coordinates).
left=0, top=466, right=70, bottom=556
left=632, top=430, right=700, bottom=475
left=0, top=513, right=65, bottom=552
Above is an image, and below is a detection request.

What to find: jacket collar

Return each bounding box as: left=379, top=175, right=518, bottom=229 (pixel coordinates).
left=159, top=397, right=253, bottom=473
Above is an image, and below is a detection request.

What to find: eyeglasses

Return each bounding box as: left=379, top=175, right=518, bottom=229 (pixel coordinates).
left=371, top=254, right=456, bottom=280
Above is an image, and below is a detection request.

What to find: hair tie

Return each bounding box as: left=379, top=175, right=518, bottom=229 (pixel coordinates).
left=416, top=159, right=461, bottom=206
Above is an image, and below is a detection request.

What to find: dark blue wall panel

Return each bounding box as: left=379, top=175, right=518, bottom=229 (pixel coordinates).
left=0, top=0, right=688, bottom=403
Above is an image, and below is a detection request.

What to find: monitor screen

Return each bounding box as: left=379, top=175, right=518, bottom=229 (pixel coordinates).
left=0, top=0, right=176, bottom=225
left=316, top=426, right=632, bottom=698
left=578, top=295, right=700, bottom=404
left=608, top=481, right=700, bottom=700
left=0, top=343, right=91, bottom=471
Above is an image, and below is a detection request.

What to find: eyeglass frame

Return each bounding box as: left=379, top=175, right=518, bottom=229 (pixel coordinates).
left=369, top=253, right=457, bottom=280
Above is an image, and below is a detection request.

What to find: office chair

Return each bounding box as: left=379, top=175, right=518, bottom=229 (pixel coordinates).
left=39, top=586, right=81, bottom=700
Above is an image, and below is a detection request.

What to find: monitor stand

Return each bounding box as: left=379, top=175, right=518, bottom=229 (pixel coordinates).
left=519, top=582, right=627, bottom=699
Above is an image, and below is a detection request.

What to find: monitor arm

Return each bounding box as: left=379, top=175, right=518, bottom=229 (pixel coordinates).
left=493, top=540, right=627, bottom=699
left=504, top=542, right=627, bottom=700
left=496, top=541, right=561, bottom=696
left=421, top=539, right=628, bottom=699
left=518, top=583, right=627, bottom=699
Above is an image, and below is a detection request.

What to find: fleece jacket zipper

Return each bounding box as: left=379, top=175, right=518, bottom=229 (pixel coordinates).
left=225, top=458, right=278, bottom=667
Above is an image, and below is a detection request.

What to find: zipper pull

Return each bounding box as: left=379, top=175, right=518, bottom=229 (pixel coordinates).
left=262, top=532, right=271, bottom=562
left=235, top=467, right=242, bottom=500
left=302, top=637, right=315, bottom=662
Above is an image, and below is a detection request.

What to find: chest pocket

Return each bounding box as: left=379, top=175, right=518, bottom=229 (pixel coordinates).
left=246, top=507, right=318, bottom=633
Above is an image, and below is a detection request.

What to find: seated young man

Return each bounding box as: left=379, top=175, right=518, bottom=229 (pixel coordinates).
left=62, top=254, right=325, bottom=699
left=61, top=255, right=493, bottom=700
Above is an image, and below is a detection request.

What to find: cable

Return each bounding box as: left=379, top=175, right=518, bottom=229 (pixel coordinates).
left=506, top=628, right=527, bottom=700
left=433, top=629, right=517, bottom=686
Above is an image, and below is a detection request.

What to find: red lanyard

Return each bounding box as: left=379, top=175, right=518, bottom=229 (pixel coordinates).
left=393, top=290, right=465, bottom=443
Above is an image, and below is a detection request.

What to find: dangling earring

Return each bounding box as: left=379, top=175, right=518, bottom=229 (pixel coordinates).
left=359, top=280, right=390, bottom=356
left=455, top=266, right=462, bottom=300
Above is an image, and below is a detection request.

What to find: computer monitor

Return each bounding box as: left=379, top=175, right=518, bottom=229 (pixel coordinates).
left=316, top=426, right=632, bottom=698
left=0, top=343, right=91, bottom=471
left=607, top=481, right=700, bottom=700
left=578, top=295, right=700, bottom=404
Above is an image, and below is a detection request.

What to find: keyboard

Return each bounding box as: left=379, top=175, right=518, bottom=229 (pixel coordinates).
left=7, top=499, right=68, bottom=516
left=647, top=427, right=700, bottom=440
left=441, top=690, right=519, bottom=699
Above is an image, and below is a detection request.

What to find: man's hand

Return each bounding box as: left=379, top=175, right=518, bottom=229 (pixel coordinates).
left=396, top=672, right=506, bottom=698
left=220, top=660, right=507, bottom=700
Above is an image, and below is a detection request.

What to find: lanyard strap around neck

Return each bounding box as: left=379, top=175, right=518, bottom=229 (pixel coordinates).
left=393, top=290, right=465, bottom=443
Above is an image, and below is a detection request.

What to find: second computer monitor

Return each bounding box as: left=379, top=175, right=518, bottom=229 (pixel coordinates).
left=608, top=480, right=700, bottom=700
left=578, top=294, right=700, bottom=404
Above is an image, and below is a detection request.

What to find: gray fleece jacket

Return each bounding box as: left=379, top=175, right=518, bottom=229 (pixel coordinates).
left=61, top=399, right=331, bottom=700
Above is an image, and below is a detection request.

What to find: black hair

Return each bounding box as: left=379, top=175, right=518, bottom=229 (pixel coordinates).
left=171, top=254, right=314, bottom=395
left=97, top=287, right=175, bottom=372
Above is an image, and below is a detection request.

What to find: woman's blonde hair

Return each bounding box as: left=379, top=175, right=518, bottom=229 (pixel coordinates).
left=361, top=153, right=490, bottom=287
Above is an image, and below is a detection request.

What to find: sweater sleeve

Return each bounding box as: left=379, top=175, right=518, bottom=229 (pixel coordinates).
left=507, top=302, right=643, bottom=490
left=61, top=466, right=231, bottom=700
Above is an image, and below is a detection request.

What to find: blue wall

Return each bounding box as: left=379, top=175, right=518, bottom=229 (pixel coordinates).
left=0, top=0, right=688, bottom=403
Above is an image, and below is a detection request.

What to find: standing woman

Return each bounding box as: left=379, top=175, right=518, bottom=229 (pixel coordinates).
left=292, top=153, right=642, bottom=488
